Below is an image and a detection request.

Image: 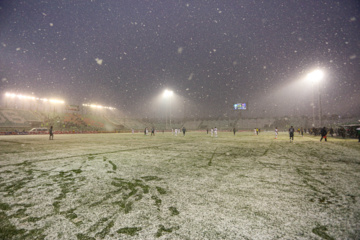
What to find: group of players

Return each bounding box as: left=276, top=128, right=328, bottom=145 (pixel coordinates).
left=142, top=127, right=187, bottom=136
left=48, top=125, right=334, bottom=142
left=287, top=126, right=328, bottom=143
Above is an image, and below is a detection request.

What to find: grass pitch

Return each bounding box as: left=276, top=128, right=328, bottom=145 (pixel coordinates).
left=0, top=131, right=359, bottom=239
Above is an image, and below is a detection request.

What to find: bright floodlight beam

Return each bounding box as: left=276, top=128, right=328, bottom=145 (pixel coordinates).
left=4, top=92, right=64, bottom=104
left=306, top=69, right=324, bottom=84
left=82, top=103, right=115, bottom=110
left=162, top=89, right=174, bottom=129
left=163, top=89, right=174, bottom=98
left=306, top=69, right=324, bottom=127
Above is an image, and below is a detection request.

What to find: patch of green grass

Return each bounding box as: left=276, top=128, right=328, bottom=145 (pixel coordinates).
left=155, top=224, right=179, bottom=238
left=71, top=169, right=82, bottom=174
left=54, top=183, right=72, bottom=200
left=24, top=228, right=46, bottom=239
left=79, top=176, right=86, bottom=181
left=38, top=172, right=50, bottom=178
left=14, top=160, right=32, bottom=167
left=3, top=176, right=33, bottom=196
left=25, top=169, right=33, bottom=175
left=124, top=202, right=133, bottom=214
left=52, top=171, right=79, bottom=211
left=111, top=178, right=150, bottom=198
left=76, top=233, right=96, bottom=240
left=65, top=209, right=78, bottom=220
left=112, top=200, right=133, bottom=213
left=303, top=179, right=320, bottom=193
left=0, top=212, right=26, bottom=239
left=312, top=225, right=335, bottom=240
left=0, top=202, right=11, bottom=210
left=152, top=195, right=162, bottom=209
left=95, top=220, right=114, bottom=239
left=0, top=212, right=46, bottom=240
left=141, top=176, right=163, bottom=181
left=88, top=155, right=95, bottom=160
left=88, top=217, right=108, bottom=233
left=117, top=227, right=142, bottom=236
left=208, top=147, right=217, bottom=166
left=9, top=208, right=28, bottom=219
left=156, top=186, right=167, bottom=194
left=318, top=196, right=333, bottom=205
left=169, top=206, right=180, bottom=216
left=27, top=216, right=42, bottom=222
left=53, top=201, right=61, bottom=214
left=108, top=160, right=117, bottom=171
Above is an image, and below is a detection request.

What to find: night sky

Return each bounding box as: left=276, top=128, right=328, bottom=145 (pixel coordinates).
left=1, top=0, right=359, bottom=118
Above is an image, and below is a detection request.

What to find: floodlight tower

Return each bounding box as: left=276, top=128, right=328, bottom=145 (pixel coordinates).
left=163, top=89, right=173, bottom=129
left=306, top=69, right=324, bottom=127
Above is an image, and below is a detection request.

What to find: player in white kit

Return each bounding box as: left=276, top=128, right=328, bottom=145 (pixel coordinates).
left=275, top=127, right=278, bottom=139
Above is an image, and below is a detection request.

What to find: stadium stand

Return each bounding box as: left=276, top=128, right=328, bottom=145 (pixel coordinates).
left=120, top=119, right=145, bottom=130
left=183, top=120, right=201, bottom=130
left=0, top=108, right=42, bottom=128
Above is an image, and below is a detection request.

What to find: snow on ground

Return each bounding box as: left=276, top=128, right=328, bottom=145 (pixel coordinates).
left=0, top=132, right=359, bottom=239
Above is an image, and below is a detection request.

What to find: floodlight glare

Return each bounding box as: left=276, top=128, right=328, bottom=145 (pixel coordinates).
left=49, top=99, right=65, bottom=104
left=4, top=92, right=64, bottom=104
left=163, top=89, right=174, bottom=98
left=306, top=69, right=324, bottom=84
left=82, top=103, right=115, bottom=110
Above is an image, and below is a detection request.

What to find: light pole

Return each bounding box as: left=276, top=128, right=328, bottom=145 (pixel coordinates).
left=306, top=70, right=324, bottom=127
left=163, top=89, right=173, bottom=130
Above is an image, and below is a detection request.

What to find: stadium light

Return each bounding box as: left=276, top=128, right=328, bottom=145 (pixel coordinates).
left=163, top=89, right=174, bottom=98
left=82, top=103, right=116, bottom=110
left=306, top=69, right=323, bottom=84
left=4, top=92, right=64, bottom=104
left=162, top=89, right=174, bottom=129
left=305, top=69, right=324, bottom=127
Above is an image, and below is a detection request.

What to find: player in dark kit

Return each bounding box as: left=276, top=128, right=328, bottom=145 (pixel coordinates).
left=320, top=127, right=327, bottom=142
left=49, top=126, right=54, bottom=140
left=289, top=126, right=295, bottom=143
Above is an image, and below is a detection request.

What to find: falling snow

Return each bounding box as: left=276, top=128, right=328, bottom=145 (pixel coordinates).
left=0, top=0, right=359, bottom=117
left=95, top=58, right=103, bottom=65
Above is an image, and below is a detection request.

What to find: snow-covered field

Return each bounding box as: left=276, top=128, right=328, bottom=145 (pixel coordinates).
left=0, top=131, right=359, bottom=239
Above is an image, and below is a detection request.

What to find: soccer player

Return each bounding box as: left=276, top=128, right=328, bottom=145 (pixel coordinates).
left=275, top=127, right=278, bottom=139
left=214, top=127, right=218, bottom=137
left=175, top=128, right=178, bottom=136
left=289, top=126, right=295, bottom=142
left=49, top=126, right=54, bottom=140
left=320, top=127, right=327, bottom=142
left=211, top=128, right=214, bottom=137
left=182, top=127, right=186, bottom=136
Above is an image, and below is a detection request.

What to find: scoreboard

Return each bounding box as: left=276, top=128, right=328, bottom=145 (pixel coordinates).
left=233, top=103, right=247, bottom=110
